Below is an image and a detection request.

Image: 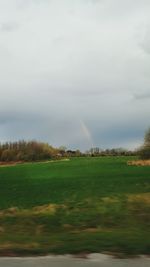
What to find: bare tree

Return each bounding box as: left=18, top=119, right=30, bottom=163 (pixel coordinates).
left=139, top=128, right=150, bottom=159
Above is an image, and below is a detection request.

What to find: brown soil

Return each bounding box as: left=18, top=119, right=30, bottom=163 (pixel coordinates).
left=0, top=161, right=24, bottom=167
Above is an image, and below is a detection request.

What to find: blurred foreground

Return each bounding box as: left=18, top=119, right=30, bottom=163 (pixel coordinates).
left=0, top=254, right=150, bottom=267
left=0, top=157, right=149, bottom=256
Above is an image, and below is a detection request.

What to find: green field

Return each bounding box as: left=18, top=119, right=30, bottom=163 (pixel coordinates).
left=0, top=157, right=150, bottom=256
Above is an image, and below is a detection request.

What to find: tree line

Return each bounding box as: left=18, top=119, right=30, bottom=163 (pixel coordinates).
left=0, top=140, right=136, bottom=162
left=138, top=128, right=150, bottom=160
left=0, top=128, right=149, bottom=162
left=85, top=147, right=136, bottom=157
left=0, top=141, right=59, bottom=162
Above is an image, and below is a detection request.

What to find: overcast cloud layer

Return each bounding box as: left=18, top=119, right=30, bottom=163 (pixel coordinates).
left=0, top=0, right=150, bottom=150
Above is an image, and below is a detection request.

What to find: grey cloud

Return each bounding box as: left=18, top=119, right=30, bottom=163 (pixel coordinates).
left=0, top=0, right=150, bottom=150
left=0, top=22, right=18, bottom=32
left=140, top=32, right=150, bottom=55
left=142, top=44, right=150, bottom=54
left=134, top=92, right=150, bottom=100
left=16, top=0, right=48, bottom=8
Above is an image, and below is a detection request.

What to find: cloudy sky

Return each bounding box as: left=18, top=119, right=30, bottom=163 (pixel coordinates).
left=0, top=0, right=150, bottom=150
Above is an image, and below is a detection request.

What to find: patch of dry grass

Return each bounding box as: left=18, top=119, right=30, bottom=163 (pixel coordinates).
left=127, top=160, right=150, bottom=166
left=0, top=203, right=64, bottom=217
left=127, top=193, right=150, bottom=204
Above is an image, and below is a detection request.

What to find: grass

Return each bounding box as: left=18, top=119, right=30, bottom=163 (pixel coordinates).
left=0, top=156, right=150, bottom=256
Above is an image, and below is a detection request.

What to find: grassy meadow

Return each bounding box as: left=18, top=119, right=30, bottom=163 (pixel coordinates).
left=0, top=157, right=150, bottom=256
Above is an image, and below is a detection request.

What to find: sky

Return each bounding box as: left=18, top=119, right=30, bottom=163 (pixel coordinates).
left=0, top=0, right=150, bottom=151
